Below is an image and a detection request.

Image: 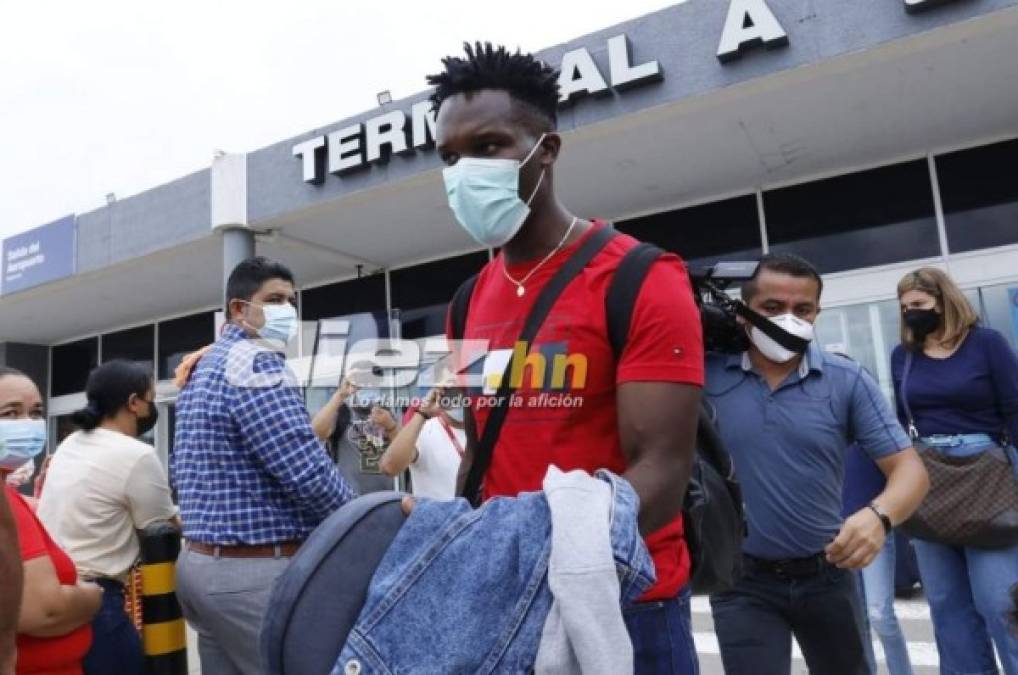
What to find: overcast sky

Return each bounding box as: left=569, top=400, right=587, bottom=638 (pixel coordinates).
left=0, top=0, right=685, bottom=240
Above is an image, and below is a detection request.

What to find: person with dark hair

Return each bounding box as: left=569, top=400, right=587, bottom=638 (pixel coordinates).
left=309, top=371, right=403, bottom=494
left=739, top=252, right=824, bottom=306
left=1, top=366, right=101, bottom=675
left=37, top=360, right=175, bottom=675
left=326, top=403, right=352, bottom=459
left=429, top=43, right=705, bottom=672
left=171, top=256, right=356, bottom=675
left=311, top=376, right=358, bottom=452
left=223, top=255, right=296, bottom=322
left=704, top=253, right=929, bottom=674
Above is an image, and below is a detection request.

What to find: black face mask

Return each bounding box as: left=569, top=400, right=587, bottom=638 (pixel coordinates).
left=903, top=308, right=941, bottom=342
left=136, top=400, right=159, bottom=437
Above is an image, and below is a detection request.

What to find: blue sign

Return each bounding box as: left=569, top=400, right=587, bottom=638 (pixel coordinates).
left=1, top=215, right=76, bottom=294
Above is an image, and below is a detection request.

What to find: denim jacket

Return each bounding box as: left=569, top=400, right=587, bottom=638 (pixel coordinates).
left=332, top=470, right=654, bottom=675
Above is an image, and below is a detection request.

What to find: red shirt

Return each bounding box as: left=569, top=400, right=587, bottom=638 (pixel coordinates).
left=448, top=221, right=705, bottom=599
left=7, top=486, right=92, bottom=675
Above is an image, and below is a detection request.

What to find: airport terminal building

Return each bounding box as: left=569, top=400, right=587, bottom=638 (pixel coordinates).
left=2, top=0, right=1017, bottom=473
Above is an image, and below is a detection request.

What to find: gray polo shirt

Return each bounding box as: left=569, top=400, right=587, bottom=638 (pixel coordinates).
left=705, top=345, right=910, bottom=560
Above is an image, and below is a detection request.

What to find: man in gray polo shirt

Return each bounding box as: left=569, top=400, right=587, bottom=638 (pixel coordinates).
left=705, top=253, right=929, bottom=675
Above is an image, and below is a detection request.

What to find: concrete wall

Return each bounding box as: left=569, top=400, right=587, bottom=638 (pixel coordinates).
left=245, top=0, right=1018, bottom=223
left=76, top=169, right=211, bottom=273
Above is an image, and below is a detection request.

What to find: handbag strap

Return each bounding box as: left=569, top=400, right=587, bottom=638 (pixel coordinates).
left=438, top=416, right=466, bottom=459
left=460, top=224, right=618, bottom=506
left=901, top=350, right=919, bottom=441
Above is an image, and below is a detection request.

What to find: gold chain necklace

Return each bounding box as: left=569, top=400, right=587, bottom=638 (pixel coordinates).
left=501, top=217, right=579, bottom=298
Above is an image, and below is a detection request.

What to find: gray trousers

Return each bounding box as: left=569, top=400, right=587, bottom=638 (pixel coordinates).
left=176, top=547, right=291, bottom=675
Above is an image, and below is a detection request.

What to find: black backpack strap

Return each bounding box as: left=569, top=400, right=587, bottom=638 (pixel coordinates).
left=449, top=274, right=479, bottom=341
left=604, top=243, right=739, bottom=499
left=605, top=242, right=665, bottom=361
left=461, top=225, right=618, bottom=505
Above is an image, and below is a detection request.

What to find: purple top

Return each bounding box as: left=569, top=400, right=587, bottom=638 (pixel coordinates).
left=891, top=326, right=1018, bottom=443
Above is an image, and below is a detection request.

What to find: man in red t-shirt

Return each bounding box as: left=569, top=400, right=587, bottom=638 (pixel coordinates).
left=426, top=43, right=704, bottom=673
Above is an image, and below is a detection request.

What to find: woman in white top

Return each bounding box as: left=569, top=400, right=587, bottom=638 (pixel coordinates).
left=380, top=386, right=466, bottom=500
left=38, top=360, right=177, bottom=675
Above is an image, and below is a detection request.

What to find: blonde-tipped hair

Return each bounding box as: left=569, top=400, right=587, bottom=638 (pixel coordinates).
left=896, top=267, right=978, bottom=351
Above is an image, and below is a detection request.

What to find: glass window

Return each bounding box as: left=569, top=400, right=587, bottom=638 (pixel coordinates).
left=390, top=252, right=489, bottom=341
left=978, top=282, right=1018, bottom=351
left=937, top=139, right=1018, bottom=253
left=814, top=299, right=901, bottom=404
left=616, top=195, right=762, bottom=271
left=301, top=275, right=390, bottom=391
left=764, top=161, right=940, bottom=273
left=52, top=414, right=80, bottom=447
left=301, top=274, right=387, bottom=322
left=101, top=325, right=154, bottom=372
left=965, top=289, right=982, bottom=324
left=303, top=310, right=395, bottom=388
left=158, top=312, right=214, bottom=380
left=51, top=337, right=98, bottom=396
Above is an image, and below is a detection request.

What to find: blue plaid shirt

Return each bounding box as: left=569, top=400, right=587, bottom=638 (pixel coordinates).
left=171, top=324, right=356, bottom=545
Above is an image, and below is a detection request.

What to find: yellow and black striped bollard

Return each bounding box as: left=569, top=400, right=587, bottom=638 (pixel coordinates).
left=140, top=521, right=187, bottom=675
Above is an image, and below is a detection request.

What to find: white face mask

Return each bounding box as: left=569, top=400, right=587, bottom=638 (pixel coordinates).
left=442, top=135, right=546, bottom=247
left=748, top=313, right=815, bottom=364
left=242, top=301, right=298, bottom=345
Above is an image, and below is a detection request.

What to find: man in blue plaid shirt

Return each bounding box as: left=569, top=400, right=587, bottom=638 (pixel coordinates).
left=172, top=257, right=356, bottom=675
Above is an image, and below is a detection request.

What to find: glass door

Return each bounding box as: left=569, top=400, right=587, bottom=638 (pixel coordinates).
left=978, top=282, right=1018, bottom=350
left=814, top=299, right=900, bottom=403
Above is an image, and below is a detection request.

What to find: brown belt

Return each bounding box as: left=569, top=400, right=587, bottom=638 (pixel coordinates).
left=186, top=540, right=303, bottom=558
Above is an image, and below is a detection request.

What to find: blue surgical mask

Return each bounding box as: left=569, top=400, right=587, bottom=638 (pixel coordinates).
left=442, top=135, right=546, bottom=247
left=246, top=301, right=298, bottom=345
left=0, top=419, right=47, bottom=472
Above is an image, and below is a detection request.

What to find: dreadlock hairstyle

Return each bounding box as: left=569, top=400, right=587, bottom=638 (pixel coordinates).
left=427, top=42, right=561, bottom=131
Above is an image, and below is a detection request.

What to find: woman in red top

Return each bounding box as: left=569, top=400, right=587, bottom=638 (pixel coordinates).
left=0, top=367, right=101, bottom=675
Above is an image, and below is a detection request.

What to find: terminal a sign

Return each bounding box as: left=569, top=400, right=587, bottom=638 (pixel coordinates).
left=293, top=33, right=660, bottom=185
left=294, top=0, right=967, bottom=184
left=1, top=214, right=76, bottom=295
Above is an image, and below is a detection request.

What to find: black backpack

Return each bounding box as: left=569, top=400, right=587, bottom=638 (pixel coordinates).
left=449, top=235, right=745, bottom=595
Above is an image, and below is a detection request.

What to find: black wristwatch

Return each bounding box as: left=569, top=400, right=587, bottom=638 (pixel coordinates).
left=868, top=502, right=892, bottom=534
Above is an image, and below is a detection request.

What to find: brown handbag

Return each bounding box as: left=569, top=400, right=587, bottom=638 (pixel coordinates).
left=899, top=350, right=1018, bottom=548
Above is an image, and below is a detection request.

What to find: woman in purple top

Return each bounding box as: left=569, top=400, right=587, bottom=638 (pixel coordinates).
left=891, top=267, right=1018, bottom=675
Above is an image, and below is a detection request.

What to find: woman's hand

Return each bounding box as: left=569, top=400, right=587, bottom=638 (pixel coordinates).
left=337, top=378, right=358, bottom=401
left=418, top=387, right=445, bottom=420
left=5, top=461, right=33, bottom=488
